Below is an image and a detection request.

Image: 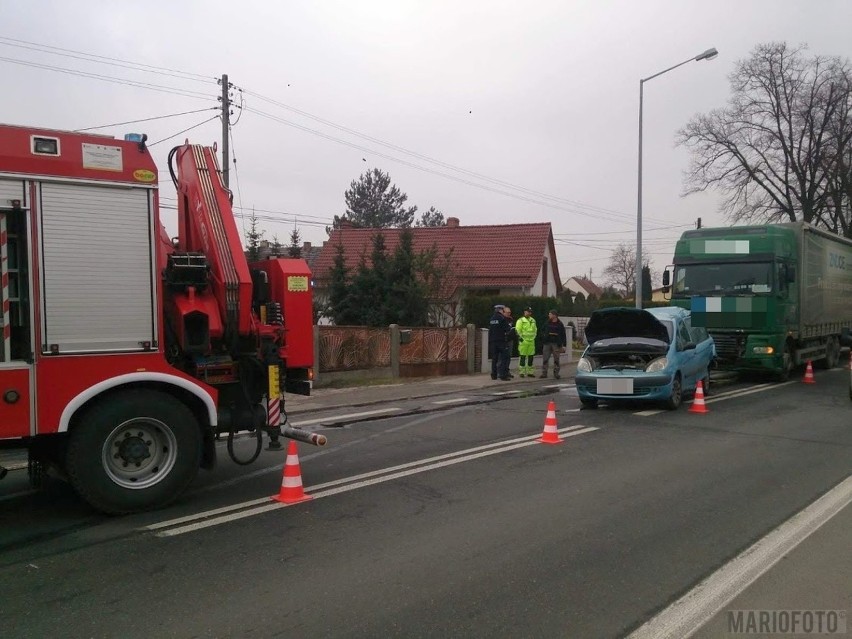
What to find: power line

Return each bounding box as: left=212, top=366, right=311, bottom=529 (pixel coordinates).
left=554, top=223, right=692, bottom=236
left=75, top=107, right=219, bottom=132
left=0, top=35, right=213, bottom=82
left=245, top=105, right=653, bottom=226
left=241, top=87, right=651, bottom=221
left=148, top=115, right=220, bottom=146
left=159, top=195, right=333, bottom=225
left=3, top=36, right=672, bottom=228
left=228, top=124, right=249, bottom=239
left=0, top=55, right=217, bottom=101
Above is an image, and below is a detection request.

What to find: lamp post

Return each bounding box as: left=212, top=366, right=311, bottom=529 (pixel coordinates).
left=635, top=47, right=718, bottom=308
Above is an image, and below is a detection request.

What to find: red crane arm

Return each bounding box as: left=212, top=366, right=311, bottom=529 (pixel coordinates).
left=172, top=144, right=253, bottom=337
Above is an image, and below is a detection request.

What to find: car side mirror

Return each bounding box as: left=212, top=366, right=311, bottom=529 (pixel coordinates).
left=662, top=271, right=670, bottom=286
left=684, top=342, right=697, bottom=351
left=786, top=266, right=796, bottom=283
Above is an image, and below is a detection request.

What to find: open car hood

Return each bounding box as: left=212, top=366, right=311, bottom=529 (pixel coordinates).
left=585, top=307, right=670, bottom=345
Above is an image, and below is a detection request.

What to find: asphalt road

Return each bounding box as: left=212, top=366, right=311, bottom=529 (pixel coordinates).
left=1, top=372, right=850, bottom=638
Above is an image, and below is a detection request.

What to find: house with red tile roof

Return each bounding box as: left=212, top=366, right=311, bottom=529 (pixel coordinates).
left=563, top=275, right=604, bottom=300
left=311, top=217, right=562, bottom=325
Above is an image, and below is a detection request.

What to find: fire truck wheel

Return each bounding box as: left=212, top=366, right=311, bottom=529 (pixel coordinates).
left=66, top=389, right=202, bottom=514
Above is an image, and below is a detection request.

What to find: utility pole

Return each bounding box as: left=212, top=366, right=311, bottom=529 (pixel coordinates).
left=220, top=73, right=230, bottom=189
left=697, top=217, right=702, bottom=229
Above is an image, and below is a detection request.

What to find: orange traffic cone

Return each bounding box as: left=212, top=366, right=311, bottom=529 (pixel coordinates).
left=802, top=360, right=816, bottom=384
left=538, top=400, right=563, bottom=444
left=271, top=440, right=314, bottom=504
left=689, top=380, right=709, bottom=414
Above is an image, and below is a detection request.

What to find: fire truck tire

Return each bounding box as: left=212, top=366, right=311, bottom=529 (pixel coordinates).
left=66, top=389, right=202, bottom=514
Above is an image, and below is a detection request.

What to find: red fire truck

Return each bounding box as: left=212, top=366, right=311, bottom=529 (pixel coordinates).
left=0, top=123, right=317, bottom=513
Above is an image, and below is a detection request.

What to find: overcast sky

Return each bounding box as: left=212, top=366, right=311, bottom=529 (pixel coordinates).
left=3, top=1, right=852, bottom=286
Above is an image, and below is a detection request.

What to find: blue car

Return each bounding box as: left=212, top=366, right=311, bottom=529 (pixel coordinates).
left=576, top=306, right=716, bottom=410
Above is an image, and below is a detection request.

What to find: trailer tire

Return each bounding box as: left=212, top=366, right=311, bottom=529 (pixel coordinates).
left=817, top=337, right=839, bottom=370
left=66, top=389, right=201, bottom=514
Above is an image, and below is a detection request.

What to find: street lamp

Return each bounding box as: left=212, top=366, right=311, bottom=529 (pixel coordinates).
left=635, top=47, right=718, bottom=308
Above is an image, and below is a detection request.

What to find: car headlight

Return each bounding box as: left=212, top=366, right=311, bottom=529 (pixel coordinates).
left=577, top=357, right=593, bottom=372
left=752, top=346, right=774, bottom=355
left=645, top=357, right=668, bottom=373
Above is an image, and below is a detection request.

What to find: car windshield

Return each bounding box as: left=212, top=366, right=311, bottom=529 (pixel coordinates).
left=673, top=262, right=773, bottom=295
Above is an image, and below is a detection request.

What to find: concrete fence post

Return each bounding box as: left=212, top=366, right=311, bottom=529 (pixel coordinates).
left=480, top=328, right=489, bottom=372
left=389, top=324, right=400, bottom=378
left=466, top=323, right=476, bottom=374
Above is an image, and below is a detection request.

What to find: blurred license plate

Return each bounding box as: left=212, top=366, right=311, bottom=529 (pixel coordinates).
left=597, top=378, right=633, bottom=394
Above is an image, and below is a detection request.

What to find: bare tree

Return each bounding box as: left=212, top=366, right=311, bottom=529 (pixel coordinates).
left=602, top=244, right=656, bottom=298
left=678, top=42, right=852, bottom=233
left=603, top=243, right=637, bottom=297
left=417, top=245, right=461, bottom=326
left=820, top=68, right=852, bottom=236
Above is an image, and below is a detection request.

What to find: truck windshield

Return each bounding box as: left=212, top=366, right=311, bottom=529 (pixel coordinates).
left=673, top=262, right=773, bottom=296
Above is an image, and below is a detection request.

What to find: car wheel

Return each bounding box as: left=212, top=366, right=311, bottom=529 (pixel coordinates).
left=580, top=397, right=598, bottom=409
left=700, top=372, right=711, bottom=397
left=664, top=374, right=682, bottom=410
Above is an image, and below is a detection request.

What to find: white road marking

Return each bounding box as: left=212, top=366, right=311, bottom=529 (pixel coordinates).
left=194, top=411, right=457, bottom=494
left=628, top=475, right=852, bottom=639
left=291, top=407, right=401, bottom=426
left=490, top=390, right=523, bottom=396
left=148, top=425, right=599, bottom=536
left=432, top=397, right=469, bottom=405
left=151, top=424, right=594, bottom=530
left=633, top=382, right=789, bottom=416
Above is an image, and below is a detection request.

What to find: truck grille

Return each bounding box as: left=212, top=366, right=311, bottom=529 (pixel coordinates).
left=710, top=333, right=745, bottom=361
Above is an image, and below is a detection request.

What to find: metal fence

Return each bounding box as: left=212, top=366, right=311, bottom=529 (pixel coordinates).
left=316, top=325, right=475, bottom=375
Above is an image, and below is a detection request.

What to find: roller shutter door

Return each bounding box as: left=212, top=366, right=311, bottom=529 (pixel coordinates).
left=0, top=179, right=26, bottom=207
left=40, top=182, right=156, bottom=353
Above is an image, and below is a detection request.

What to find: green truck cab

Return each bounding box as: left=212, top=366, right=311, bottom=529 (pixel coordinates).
left=663, top=221, right=852, bottom=380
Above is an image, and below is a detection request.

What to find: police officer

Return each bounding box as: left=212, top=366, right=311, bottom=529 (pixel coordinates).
left=488, top=304, right=512, bottom=380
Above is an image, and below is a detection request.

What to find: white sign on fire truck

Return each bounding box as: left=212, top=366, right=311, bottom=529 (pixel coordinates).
left=81, top=143, right=123, bottom=172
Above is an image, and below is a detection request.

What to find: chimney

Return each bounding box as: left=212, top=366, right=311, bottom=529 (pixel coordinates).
left=303, top=241, right=311, bottom=252
left=447, top=217, right=460, bottom=228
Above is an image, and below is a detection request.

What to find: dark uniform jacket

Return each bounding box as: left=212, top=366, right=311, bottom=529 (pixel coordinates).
left=488, top=311, right=512, bottom=348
